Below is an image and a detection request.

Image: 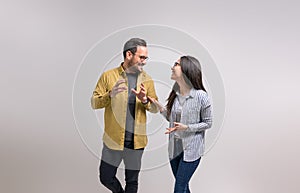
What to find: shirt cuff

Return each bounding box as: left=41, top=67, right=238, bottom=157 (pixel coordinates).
left=141, top=99, right=149, bottom=105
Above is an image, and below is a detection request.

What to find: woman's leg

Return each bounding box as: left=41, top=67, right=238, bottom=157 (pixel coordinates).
left=173, top=156, right=201, bottom=193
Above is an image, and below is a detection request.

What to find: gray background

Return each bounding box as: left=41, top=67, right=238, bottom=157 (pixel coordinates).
left=1, top=0, right=299, bottom=193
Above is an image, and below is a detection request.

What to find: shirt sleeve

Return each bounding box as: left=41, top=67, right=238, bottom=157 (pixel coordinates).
left=91, top=73, right=111, bottom=109
left=186, top=93, right=212, bottom=132
left=160, top=110, right=168, bottom=120
left=143, top=79, right=159, bottom=113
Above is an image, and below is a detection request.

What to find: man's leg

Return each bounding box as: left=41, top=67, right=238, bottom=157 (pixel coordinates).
left=123, top=147, right=144, bottom=193
left=99, top=144, right=124, bottom=193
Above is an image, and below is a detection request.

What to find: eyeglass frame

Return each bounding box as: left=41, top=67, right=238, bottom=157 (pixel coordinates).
left=173, top=61, right=180, bottom=67
left=133, top=53, right=149, bottom=61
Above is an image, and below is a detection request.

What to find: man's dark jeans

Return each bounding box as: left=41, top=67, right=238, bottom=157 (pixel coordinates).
left=99, top=143, right=144, bottom=193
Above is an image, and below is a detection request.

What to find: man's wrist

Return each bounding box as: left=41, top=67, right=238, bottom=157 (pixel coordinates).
left=141, top=98, right=149, bottom=104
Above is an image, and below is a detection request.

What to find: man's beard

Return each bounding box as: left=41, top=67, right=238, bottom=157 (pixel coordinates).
left=128, top=59, right=142, bottom=73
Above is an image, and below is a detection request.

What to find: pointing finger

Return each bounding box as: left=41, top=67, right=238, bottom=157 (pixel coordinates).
left=131, top=88, right=138, bottom=95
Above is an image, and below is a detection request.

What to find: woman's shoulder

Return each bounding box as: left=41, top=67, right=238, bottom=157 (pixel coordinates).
left=192, top=89, right=208, bottom=97
left=192, top=89, right=210, bottom=104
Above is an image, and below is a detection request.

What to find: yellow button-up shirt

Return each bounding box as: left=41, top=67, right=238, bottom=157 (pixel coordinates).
left=91, top=65, right=158, bottom=150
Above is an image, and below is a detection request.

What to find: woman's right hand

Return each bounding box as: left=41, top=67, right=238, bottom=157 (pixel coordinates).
left=147, top=96, right=165, bottom=113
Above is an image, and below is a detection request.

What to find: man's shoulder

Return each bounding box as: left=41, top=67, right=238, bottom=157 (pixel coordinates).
left=105, top=66, right=121, bottom=73
left=102, top=66, right=121, bottom=76
left=140, top=70, right=153, bottom=80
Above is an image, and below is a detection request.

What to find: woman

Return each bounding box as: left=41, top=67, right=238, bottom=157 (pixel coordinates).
left=150, top=55, right=212, bottom=193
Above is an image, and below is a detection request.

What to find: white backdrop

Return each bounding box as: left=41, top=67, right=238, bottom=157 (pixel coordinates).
left=1, top=0, right=300, bottom=193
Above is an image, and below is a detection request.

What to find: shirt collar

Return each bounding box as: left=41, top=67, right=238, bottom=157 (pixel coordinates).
left=117, top=63, right=125, bottom=75
left=175, top=87, right=196, bottom=98
left=118, top=62, right=142, bottom=74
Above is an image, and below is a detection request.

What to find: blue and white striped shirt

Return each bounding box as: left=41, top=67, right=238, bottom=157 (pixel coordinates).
left=163, top=88, right=212, bottom=162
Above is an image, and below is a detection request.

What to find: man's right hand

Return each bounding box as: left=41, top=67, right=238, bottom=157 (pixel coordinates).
left=109, top=79, right=127, bottom=98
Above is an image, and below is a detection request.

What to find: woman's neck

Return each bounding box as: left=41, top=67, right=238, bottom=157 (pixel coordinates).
left=177, top=80, right=192, bottom=96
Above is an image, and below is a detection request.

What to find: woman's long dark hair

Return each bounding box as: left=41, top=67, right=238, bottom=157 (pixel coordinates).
left=166, top=56, right=206, bottom=118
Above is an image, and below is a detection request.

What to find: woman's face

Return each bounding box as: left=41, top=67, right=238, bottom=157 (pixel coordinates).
left=171, top=58, right=182, bottom=80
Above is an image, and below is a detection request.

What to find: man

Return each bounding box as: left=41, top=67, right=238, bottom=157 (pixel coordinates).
left=91, top=38, right=158, bottom=193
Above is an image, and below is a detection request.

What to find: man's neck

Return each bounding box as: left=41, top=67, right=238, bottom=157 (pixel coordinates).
left=122, top=62, right=139, bottom=74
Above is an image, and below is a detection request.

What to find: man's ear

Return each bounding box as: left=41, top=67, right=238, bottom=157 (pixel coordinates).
left=126, top=50, right=133, bottom=60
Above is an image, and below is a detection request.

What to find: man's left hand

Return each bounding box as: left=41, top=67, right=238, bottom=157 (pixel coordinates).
left=131, top=83, right=148, bottom=103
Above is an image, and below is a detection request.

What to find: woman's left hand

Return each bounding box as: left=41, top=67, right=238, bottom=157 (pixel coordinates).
left=165, top=122, right=188, bottom=134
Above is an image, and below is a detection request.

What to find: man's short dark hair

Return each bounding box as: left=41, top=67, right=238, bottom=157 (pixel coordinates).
left=123, top=38, right=147, bottom=58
